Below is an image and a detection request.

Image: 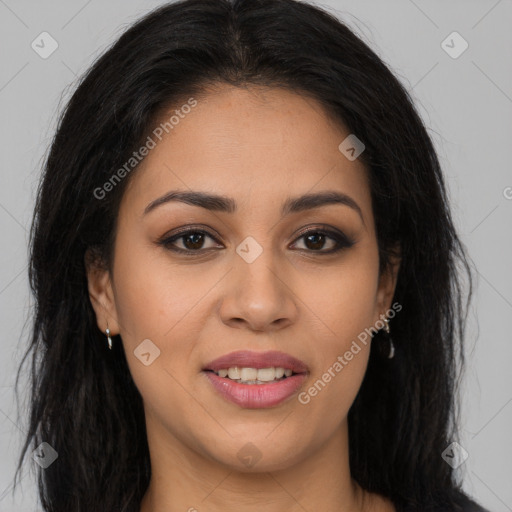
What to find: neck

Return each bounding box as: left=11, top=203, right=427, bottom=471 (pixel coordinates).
left=139, top=416, right=392, bottom=512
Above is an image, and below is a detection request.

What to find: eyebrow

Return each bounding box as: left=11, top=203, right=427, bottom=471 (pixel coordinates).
left=144, top=189, right=364, bottom=223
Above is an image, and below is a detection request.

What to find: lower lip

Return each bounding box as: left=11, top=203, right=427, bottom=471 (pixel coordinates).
left=203, top=371, right=307, bottom=409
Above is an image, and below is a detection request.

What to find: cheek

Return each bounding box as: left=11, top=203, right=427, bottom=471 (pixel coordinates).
left=294, top=244, right=379, bottom=424
left=111, top=232, right=202, bottom=342
left=299, top=242, right=380, bottom=353
left=110, top=234, right=213, bottom=400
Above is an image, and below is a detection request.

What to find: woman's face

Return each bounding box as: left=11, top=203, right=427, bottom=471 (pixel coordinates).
left=88, top=84, right=399, bottom=472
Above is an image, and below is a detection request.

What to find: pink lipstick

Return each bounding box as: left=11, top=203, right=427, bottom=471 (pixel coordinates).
left=202, top=350, right=308, bottom=409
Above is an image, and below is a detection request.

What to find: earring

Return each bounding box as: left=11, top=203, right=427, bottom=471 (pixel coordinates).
left=382, top=317, right=395, bottom=359
left=106, top=325, right=113, bottom=350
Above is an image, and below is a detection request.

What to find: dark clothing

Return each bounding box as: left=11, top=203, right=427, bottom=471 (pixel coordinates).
left=395, top=492, right=492, bottom=512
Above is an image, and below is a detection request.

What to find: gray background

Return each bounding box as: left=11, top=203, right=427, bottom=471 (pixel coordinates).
left=0, top=0, right=511, bottom=511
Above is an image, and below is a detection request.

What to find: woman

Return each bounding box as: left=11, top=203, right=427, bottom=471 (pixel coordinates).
left=13, top=0, right=490, bottom=510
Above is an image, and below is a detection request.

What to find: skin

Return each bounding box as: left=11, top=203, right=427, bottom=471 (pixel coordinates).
left=87, top=84, right=400, bottom=512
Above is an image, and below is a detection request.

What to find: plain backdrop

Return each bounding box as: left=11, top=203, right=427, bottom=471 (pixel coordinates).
left=0, top=0, right=511, bottom=511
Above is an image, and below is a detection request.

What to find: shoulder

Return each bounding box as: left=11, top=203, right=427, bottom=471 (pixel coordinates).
left=394, top=492, right=492, bottom=512
left=454, top=491, right=492, bottom=512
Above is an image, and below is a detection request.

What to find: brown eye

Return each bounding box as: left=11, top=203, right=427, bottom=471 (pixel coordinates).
left=159, top=229, right=222, bottom=254
left=291, top=227, right=355, bottom=254
left=302, top=232, right=331, bottom=251
left=181, top=232, right=207, bottom=250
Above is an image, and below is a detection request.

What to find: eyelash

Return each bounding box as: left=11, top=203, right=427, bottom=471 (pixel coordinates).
left=157, top=225, right=355, bottom=256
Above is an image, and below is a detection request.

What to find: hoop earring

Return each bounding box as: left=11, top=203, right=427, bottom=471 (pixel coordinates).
left=106, top=324, right=113, bottom=350
left=383, top=317, right=395, bottom=359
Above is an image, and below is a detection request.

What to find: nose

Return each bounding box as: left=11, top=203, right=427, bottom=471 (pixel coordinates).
left=218, top=248, right=299, bottom=333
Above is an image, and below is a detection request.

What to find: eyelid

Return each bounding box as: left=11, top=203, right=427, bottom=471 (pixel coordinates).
left=165, top=223, right=222, bottom=238
left=292, top=223, right=352, bottom=242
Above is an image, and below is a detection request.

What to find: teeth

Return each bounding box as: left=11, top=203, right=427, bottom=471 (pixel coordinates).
left=227, top=367, right=240, bottom=379
left=256, top=368, right=277, bottom=382
left=240, top=368, right=258, bottom=381
left=214, top=366, right=294, bottom=383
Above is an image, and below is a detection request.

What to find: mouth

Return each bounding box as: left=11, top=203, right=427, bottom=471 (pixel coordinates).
left=202, top=350, right=308, bottom=408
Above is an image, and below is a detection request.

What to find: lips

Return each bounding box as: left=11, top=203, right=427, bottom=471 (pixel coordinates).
left=202, top=350, right=309, bottom=409
left=203, top=350, right=308, bottom=373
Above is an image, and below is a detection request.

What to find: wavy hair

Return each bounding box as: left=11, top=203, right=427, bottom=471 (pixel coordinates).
left=13, top=0, right=482, bottom=510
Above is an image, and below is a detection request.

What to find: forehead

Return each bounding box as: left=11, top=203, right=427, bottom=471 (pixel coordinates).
left=121, top=85, right=372, bottom=222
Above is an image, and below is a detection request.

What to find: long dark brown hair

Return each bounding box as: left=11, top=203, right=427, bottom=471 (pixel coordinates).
left=13, top=0, right=484, bottom=510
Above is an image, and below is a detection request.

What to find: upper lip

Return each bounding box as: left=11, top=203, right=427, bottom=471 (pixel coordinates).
left=203, top=350, right=308, bottom=373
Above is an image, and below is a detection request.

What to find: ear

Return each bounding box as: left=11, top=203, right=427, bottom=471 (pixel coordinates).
left=84, top=248, right=120, bottom=335
left=374, top=244, right=401, bottom=320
